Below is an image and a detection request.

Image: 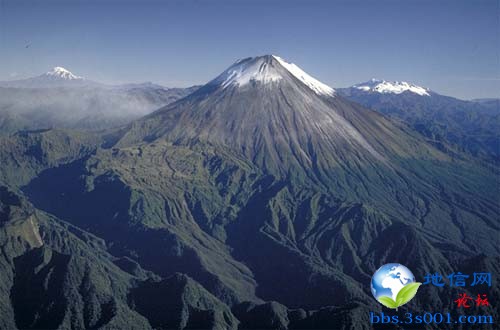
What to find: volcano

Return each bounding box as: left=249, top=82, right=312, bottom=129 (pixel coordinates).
left=119, top=55, right=443, bottom=177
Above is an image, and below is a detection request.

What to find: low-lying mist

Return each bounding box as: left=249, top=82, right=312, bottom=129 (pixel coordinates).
left=0, top=85, right=196, bottom=133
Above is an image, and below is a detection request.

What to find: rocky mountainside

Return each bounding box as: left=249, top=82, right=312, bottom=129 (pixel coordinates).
left=0, top=56, right=498, bottom=329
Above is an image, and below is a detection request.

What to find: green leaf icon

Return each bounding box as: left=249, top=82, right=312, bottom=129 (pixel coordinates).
left=377, top=282, right=422, bottom=309
left=378, top=296, right=398, bottom=309
left=395, top=282, right=421, bottom=307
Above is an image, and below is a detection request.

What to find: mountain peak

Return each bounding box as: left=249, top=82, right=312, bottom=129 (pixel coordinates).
left=211, top=55, right=282, bottom=88
left=353, top=79, right=430, bottom=96
left=210, top=55, right=335, bottom=97
left=44, top=67, right=83, bottom=80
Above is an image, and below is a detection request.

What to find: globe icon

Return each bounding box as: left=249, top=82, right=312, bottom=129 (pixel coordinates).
left=371, top=263, right=416, bottom=302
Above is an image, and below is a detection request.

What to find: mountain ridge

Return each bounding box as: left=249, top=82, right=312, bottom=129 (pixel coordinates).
left=337, top=82, right=500, bottom=160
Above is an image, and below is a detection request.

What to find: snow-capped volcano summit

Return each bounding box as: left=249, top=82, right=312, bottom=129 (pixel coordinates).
left=352, top=79, right=430, bottom=96
left=43, top=67, right=83, bottom=80
left=211, top=55, right=335, bottom=97
left=0, top=66, right=91, bottom=88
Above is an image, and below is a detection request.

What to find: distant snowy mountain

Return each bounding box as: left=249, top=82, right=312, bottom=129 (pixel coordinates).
left=0, top=67, right=95, bottom=88
left=351, top=78, right=430, bottom=96
left=337, top=81, right=499, bottom=160
left=44, top=66, right=83, bottom=80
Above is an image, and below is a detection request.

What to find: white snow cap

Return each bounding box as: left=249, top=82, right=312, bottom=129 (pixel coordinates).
left=213, top=55, right=335, bottom=97
left=272, top=55, right=335, bottom=96
left=45, top=67, right=83, bottom=80
left=354, top=78, right=430, bottom=96
left=214, top=56, right=282, bottom=88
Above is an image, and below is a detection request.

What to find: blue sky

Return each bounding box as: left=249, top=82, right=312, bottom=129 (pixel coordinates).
left=0, top=0, right=498, bottom=99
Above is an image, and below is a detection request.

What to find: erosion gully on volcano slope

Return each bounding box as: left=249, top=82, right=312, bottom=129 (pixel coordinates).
left=11, top=55, right=500, bottom=329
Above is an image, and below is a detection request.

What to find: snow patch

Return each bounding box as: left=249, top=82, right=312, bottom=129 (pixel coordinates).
left=45, top=67, right=83, bottom=80
left=354, top=79, right=430, bottom=96
left=213, top=57, right=283, bottom=88
left=273, top=55, right=335, bottom=96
